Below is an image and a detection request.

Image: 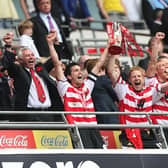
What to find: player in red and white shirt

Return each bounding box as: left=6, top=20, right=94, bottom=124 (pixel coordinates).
left=46, top=30, right=109, bottom=149
left=145, top=37, right=168, bottom=144
left=57, top=69, right=97, bottom=125
left=145, top=74, right=168, bottom=125
left=107, top=54, right=168, bottom=149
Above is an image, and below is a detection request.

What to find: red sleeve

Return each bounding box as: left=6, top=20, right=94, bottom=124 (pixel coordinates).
left=65, top=114, right=75, bottom=124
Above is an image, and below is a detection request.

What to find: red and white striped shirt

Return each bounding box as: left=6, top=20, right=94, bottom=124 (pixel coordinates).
left=145, top=77, right=168, bottom=125
left=114, top=76, right=163, bottom=125
left=57, top=73, right=97, bottom=125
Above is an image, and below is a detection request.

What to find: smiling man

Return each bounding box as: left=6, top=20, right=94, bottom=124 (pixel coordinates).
left=107, top=54, right=168, bottom=149
left=46, top=30, right=108, bottom=149
left=2, top=32, right=64, bottom=122
left=145, top=38, right=168, bottom=144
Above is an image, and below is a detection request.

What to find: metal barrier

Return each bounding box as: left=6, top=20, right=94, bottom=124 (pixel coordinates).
left=71, top=18, right=147, bottom=30
left=0, top=111, right=167, bottom=149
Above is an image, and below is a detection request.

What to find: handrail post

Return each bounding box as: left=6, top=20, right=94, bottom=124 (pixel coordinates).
left=61, top=113, right=84, bottom=149
left=74, top=125, right=84, bottom=149
left=146, top=113, right=167, bottom=149
left=157, top=126, right=168, bottom=149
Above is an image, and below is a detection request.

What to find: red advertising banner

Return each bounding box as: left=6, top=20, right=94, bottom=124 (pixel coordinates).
left=0, top=130, right=35, bottom=148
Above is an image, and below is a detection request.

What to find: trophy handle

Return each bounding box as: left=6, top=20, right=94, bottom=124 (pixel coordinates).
left=106, top=22, right=115, bottom=45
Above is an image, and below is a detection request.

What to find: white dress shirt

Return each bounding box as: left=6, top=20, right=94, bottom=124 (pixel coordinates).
left=26, top=68, right=51, bottom=108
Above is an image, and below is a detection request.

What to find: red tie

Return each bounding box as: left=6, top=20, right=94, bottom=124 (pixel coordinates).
left=30, top=69, right=46, bottom=103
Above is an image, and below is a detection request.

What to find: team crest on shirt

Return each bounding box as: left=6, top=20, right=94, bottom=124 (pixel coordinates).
left=136, top=99, right=146, bottom=110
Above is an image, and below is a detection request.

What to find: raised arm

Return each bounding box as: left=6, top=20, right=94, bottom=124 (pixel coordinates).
left=2, top=32, right=16, bottom=66
left=91, top=39, right=110, bottom=75
left=3, top=32, right=14, bottom=52
left=107, top=53, right=120, bottom=86
left=46, top=30, right=65, bottom=81
left=146, top=37, right=160, bottom=77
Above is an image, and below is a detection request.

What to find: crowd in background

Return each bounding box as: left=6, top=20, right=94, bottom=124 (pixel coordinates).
left=0, top=0, right=168, bottom=149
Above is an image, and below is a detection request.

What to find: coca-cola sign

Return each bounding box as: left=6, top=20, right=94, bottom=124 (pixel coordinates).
left=0, top=135, right=28, bottom=147
left=0, top=130, right=36, bottom=148
left=41, top=135, right=69, bottom=147
left=33, top=130, right=73, bottom=149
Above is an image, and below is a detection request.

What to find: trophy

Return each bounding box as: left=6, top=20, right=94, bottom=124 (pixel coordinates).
left=106, top=22, right=122, bottom=55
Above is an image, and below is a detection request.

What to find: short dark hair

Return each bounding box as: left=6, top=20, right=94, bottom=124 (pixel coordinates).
left=64, top=62, right=80, bottom=77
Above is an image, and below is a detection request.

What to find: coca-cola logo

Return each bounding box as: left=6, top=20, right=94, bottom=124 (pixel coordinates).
left=0, top=135, right=28, bottom=147
left=41, top=135, right=68, bottom=147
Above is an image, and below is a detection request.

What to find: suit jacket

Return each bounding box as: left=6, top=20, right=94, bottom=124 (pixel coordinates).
left=2, top=50, right=64, bottom=121
left=0, top=76, right=13, bottom=111
left=33, top=0, right=71, bottom=37
left=31, top=14, right=72, bottom=59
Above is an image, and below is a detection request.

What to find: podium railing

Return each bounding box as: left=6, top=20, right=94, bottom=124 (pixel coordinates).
left=0, top=111, right=167, bottom=149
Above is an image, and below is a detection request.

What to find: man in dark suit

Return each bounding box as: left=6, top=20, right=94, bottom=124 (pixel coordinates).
left=33, top=0, right=71, bottom=37
left=2, top=32, right=64, bottom=122
left=31, top=0, right=72, bottom=59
